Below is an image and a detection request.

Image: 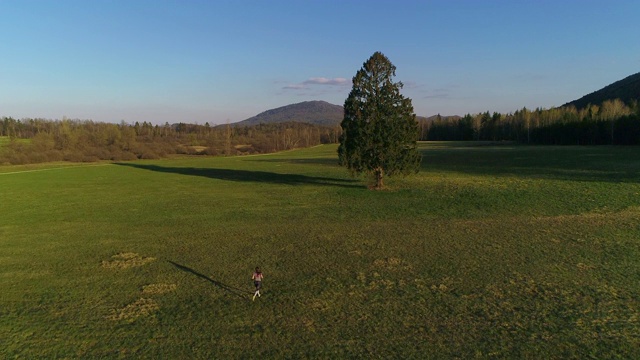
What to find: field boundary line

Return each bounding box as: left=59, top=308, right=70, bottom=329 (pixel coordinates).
left=0, top=163, right=112, bottom=176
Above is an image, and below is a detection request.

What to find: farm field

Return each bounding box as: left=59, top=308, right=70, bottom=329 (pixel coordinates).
left=0, top=135, right=30, bottom=147
left=1, top=142, right=640, bottom=358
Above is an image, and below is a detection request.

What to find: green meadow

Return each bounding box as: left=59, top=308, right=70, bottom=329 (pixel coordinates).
left=0, top=135, right=29, bottom=145
left=1, top=142, right=640, bottom=358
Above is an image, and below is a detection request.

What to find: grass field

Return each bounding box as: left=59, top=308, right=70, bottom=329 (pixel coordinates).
left=2, top=142, right=640, bottom=358
left=0, top=135, right=29, bottom=146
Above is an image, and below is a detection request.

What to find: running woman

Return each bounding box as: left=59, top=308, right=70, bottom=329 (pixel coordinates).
left=252, top=267, right=263, bottom=301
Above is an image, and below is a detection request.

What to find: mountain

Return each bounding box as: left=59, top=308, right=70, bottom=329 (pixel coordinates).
left=421, top=115, right=462, bottom=122
left=564, top=72, right=640, bottom=109
left=234, top=100, right=344, bottom=127
left=233, top=100, right=459, bottom=128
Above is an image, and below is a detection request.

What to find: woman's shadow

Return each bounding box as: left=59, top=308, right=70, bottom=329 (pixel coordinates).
left=168, top=260, right=251, bottom=300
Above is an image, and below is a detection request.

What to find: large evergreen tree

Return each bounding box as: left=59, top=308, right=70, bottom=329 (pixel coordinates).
left=338, top=52, right=421, bottom=189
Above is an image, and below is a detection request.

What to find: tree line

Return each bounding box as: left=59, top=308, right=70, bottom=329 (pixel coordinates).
left=3, top=98, right=639, bottom=166
left=420, top=99, right=640, bottom=145
left=0, top=117, right=342, bottom=165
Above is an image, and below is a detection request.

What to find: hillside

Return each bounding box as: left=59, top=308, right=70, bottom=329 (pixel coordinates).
left=420, top=114, right=462, bottom=122
left=233, top=100, right=344, bottom=127
left=564, top=72, right=640, bottom=109
left=233, top=100, right=457, bottom=127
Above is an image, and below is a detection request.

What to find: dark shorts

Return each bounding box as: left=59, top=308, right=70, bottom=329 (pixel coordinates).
left=254, top=281, right=262, bottom=290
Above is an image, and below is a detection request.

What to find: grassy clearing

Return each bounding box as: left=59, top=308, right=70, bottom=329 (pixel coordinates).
left=1, top=142, right=640, bottom=358
left=0, top=136, right=29, bottom=146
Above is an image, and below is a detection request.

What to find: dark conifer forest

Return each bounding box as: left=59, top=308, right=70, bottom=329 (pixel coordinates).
left=422, top=72, right=640, bottom=144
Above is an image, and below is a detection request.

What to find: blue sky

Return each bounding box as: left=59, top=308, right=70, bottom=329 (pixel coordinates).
left=1, top=0, right=638, bottom=125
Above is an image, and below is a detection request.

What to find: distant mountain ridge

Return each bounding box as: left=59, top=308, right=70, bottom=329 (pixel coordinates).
left=421, top=115, right=461, bottom=122
left=234, top=100, right=458, bottom=127
left=564, top=72, right=640, bottom=109
left=234, top=100, right=344, bottom=127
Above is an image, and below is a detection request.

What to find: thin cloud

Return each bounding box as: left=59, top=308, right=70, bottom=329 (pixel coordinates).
left=424, top=93, right=450, bottom=99
left=421, top=87, right=452, bottom=99
left=302, top=77, right=349, bottom=86
left=416, top=82, right=462, bottom=100
left=282, top=84, right=306, bottom=90
left=402, top=81, right=422, bottom=90
left=282, top=77, right=350, bottom=91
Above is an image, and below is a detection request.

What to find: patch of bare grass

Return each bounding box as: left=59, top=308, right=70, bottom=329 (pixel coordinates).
left=101, top=252, right=156, bottom=269
left=106, top=298, right=159, bottom=322
left=142, top=283, right=177, bottom=295
left=373, top=257, right=412, bottom=271
left=357, top=257, right=415, bottom=291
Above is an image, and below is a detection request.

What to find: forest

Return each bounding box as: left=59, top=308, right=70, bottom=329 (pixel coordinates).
left=421, top=99, right=640, bottom=145
left=0, top=119, right=341, bottom=165
left=1, top=98, right=639, bottom=165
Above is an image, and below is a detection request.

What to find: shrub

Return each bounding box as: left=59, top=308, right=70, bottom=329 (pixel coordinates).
left=119, top=151, right=138, bottom=161
left=63, top=151, right=85, bottom=162
left=203, top=147, right=219, bottom=156
left=81, top=155, right=100, bottom=163
left=139, top=152, right=160, bottom=160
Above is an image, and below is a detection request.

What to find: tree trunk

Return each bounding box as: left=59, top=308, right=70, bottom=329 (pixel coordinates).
left=374, top=167, right=384, bottom=189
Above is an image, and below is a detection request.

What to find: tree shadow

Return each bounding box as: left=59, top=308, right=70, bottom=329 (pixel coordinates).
left=114, top=162, right=361, bottom=188
left=418, top=144, right=640, bottom=183
left=245, top=157, right=340, bottom=167
left=168, top=260, right=250, bottom=299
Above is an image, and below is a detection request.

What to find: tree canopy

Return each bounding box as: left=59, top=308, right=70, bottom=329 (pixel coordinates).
left=338, top=52, right=421, bottom=189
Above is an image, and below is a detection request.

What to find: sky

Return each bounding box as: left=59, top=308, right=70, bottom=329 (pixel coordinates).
left=1, top=0, right=639, bottom=125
